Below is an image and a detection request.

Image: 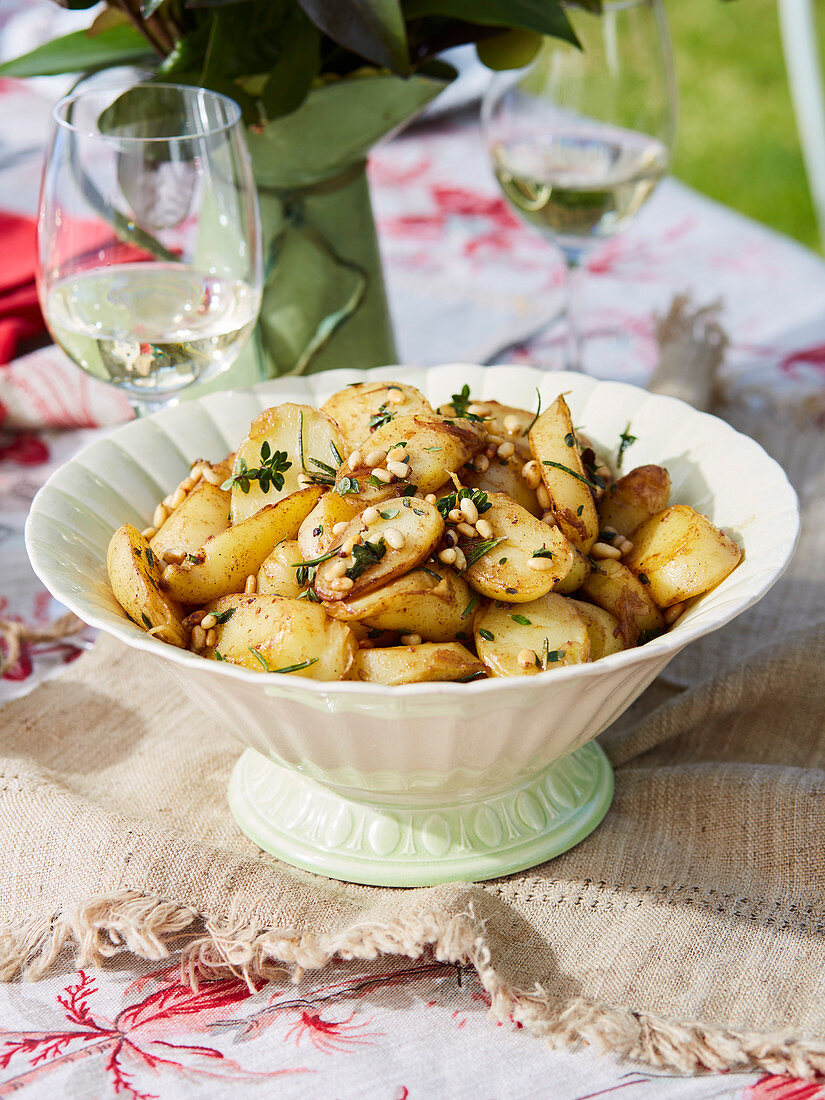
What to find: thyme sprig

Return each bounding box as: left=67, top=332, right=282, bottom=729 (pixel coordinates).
left=436, top=486, right=492, bottom=520
left=222, top=441, right=292, bottom=494
left=449, top=384, right=484, bottom=422
left=346, top=538, right=387, bottom=581
left=616, top=424, right=637, bottom=471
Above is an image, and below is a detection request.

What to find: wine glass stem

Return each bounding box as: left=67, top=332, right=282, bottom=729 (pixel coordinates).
left=563, top=251, right=584, bottom=374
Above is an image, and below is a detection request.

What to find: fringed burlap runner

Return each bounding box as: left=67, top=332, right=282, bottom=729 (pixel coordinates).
left=1, top=393, right=823, bottom=1077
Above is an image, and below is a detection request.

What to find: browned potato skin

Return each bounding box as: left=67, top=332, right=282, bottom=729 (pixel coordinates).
left=568, top=599, right=625, bottom=660
left=580, top=559, right=664, bottom=645
left=322, top=381, right=434, bottom=453
left=529, top=396, right=599, bottom=552
left=598, top=465, right=672, bottom=538
left=463, top=454, right=541, bottom=517
left=623, top=505, right=743, bottom=608
left=350, top=643, right=484, bottom=685
left=323, top=564, right=473, bottom=642
left=107, top=524, right=187, bottom=647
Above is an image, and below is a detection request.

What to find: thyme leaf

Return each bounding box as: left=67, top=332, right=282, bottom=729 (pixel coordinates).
left=346, top=538, right=386, bottom=581
left=617, top=424, right=637, bottom=471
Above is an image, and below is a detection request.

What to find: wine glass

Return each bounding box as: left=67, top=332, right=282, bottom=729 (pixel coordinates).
left=37, top=81, right=262, bottom=416
left=481, top=0, right=676, bottom=372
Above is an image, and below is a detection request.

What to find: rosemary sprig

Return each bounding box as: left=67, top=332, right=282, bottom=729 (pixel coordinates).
left=292, top=548, right=340, bottom=569
left=522, top=387, right=542, bottom=436
left=461, top=594, right=479, bottom=619
left=436, top=486, right=491, bottom=519
left=541, top=460, right=601, bottom=492
left=463, top=536, right=507, bottom=568
left=248, top=646, right=319, bottom=674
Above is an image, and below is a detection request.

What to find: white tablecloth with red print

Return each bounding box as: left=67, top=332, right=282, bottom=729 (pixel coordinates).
left=2, top=63, right=825, bottom=1100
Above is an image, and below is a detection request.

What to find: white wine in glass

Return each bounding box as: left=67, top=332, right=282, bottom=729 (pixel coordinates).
left=38, top=82, right=262, bottom=415
left=482, top=0, right=676, bottom=372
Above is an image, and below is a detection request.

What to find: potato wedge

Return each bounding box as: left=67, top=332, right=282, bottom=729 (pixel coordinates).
left=623, top=505, right=743, bottom=608
left=163, top=485, right=324, bottom=604
left=598, top=465, right=671, bottom=538
left=202, top=595, right=355, bottom=679
left=350, top=642, right=484, bottom=685
left=314, top=497, right=444, bottom=602
left=365, top=414, right=485, bottom=495
left=460, top=491, right=573, bottom=603
left=323, top=564, right=474, bottom=642
left=579, top=558, right=664, bottom=645
left=107, top=524, right=187, bottom=647
left=474, top=594, right=590, bottom=677
left=463, top=453, right=541, bottom=517
left=297, top=491, right=364, bottom=561
left=568, top=599, right=625, bottom=660
left=150, top=481, right=230, bottom=561
left=322, top=381, right=434, bottom=453
left=257, top=540, right=305, bottom=598
left=230, top=403, right=344, bottom=523
left=529, top=396, right=599, bottom=552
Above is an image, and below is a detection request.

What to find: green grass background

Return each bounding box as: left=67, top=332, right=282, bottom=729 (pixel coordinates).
left=666, top=0, right=820, bottom=250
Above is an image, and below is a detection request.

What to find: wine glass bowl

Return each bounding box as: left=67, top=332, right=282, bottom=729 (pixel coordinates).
left=37, top=82, right=263, bottom=414
left=482, top=0, right=677, bottom=370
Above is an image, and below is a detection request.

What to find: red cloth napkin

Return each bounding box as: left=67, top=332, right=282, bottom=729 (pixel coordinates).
left=0, top=212, right=44, bottom=365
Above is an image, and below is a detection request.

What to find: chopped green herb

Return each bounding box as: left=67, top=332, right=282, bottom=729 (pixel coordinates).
left=295, top=564, right=316, bottom=588
left=401, top=498, right=411, bottom=508
left=511, top=614, right=532, bottom=626
left=379, top=510, right=399, bottom=520
left=368, top=405, right=394, bottom=430
left=412, top=508, right=425, bottom=516
left=616, top=424, right=637, bottom=471
left=308, top=457, right=337, bottom=477
left=449, top=384, right=484, bottom=422
left=367, top=627, right=384, bottom=639
left=436, top=486, right=491, bottom=519
left=212, top=607, right=236, bottom=625
left=461, top=594, right=479, bottom=620
left=346, top=538, right=386, bottom=581
left=498, top=557, right=507, bottom=565
left=186, top=553, right=200, bottom=564
left=141, top=612, right=152, bottom=629
left=312, top=525, right=323, bottom=537
left=463, top=536, right=507, bottom=568
left=539, top=637, right=564, bottom=668
left=478, top=628, right=495, bottom=642
left=576, top=505, right=584, bottom=516
left=541, top=459, right=602, bottom=491
left=336, top=477, right=360, bottom=496
left=330, top=441, right=343, bottom=466
left=271, top=657, right=320, bottom=674
left=145, top=546, right=155, bottom=568
left=419, top=567, right=443, bottom=582
left=248, top=646, right=271, bottom=672
left=457, top=671, right=487, bottom=683
left=532, top=547, right=554, bottom=559
left=214, top=650, right=226, bottom=661
left=390, top=441, right=408, bottom=450
left=293, top=548, right=339, bottom=569
left=368, top=474, right=384, bottom=489
left=638, top=573, right=650, bottom=585
left=222, top=444, right=292, bottom=495
left=423, top=446, right=442, bottom=452
left=564, top=431, right=576, bottom=448
left=133, top=547, right=142, bottom=558
left=522, top=387, right=542, bottom=436
left=400, top=484, right=418, bottom=497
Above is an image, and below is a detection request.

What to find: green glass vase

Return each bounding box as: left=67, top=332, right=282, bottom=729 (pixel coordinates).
left=192, top=71, right=448, bottom=397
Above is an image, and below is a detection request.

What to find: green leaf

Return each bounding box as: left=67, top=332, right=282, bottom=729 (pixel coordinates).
left=262, top=8, right=320, bottom=118
left=298, top=0, right=410, bottom=76
left=0, top=24, right=155, bottom=79
left=402, top=0, right=580, bottom=47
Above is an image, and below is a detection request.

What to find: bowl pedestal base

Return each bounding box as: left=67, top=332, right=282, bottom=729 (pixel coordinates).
left=227, top=740, right=614, bottom=887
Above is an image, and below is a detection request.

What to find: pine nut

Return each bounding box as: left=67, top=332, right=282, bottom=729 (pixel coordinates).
left=365, top=449, right=387, bottom=467
left=476, top=518, right=493, bottom=539
left=457, top=522, right=476, bottom=538
left=387, top=389, right=405, bottom=404
left=332, top=521, right=349, bottom=535
left=348, top=450, right=362, bottom=470
left=328, top=559, right=348, bottom=578
left=141, top=526, right=157, bottom=540
left=467, top=403, right=488, bottom=417
left=486, top=434, right=504, bottom=446
left=617, top=537, right=634, bottom=556
left=591, top=542, right=622, bottom=560
left=384, top=528, right=406, bottom=550
left=191, top=625, right=206, bottom=650
left=200, top=613, right=218, bottom=630
left=503, top=415, right=522, bottom=434
left=190, top=462, right=205, bottom=482
left=342, top=533, right=361, bottom=555
left=536, top=485, right=551, bottom=511
left=528, top=556, right=556, bottom=572
left=393, top=450, right=409, bottom=463
left=387, top=460, right=409, bottom=479
left=438, top=547, right=457, bottom=565
left=180, top=476, right=196, bottom=493
left=184, top=610, right=206, bottom=627
left=459, top=497, right=479, bottom=524
left=485, top=444, right=497, bottom=460
left=401, top=633, right=422, bottom=646
left=162, top=551, right=184, bottom=565
left=201, top=465, right=223, bottom=486
left=521, top=460, right=542, bottom=489
left=245, top=574, right=257, bottom=595
left=170, top=487, right=187, bottom=509
left=664, top=602, right=686, bottom=625
left=359, top=639, right=374, bottom=650
left=541, top=511, right=556, bottom=525
left=205, top=628, right=217, bottom=648
left=497, top=442, right=515, bottom=459
left=473, top=454, right=490, bottom=473
left=153, top=503, right=168, bottom=529
left=453, top=547, right=467, bottom=571
left=328, top=576, right=354, bottom=592
left=448, top=508, right=463, bottom=523
left=424, top=494, right=437, bottom=505
left=362, top=506, right=380, bottom=525
left=445, top=530, right=458, bottom=547
left=517, top=648, right=537, bottom=669
left=371, top=467, right=393, bottom=483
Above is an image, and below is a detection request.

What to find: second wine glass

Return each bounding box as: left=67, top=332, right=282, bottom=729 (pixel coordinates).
left=481, top=0, right=677, bottom=372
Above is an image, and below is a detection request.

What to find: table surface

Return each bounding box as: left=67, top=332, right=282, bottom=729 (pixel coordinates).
left=2, top=16, right=825, bottom=1098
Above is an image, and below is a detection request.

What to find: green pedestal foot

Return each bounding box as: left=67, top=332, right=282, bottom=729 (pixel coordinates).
left=228, top=741, right=614, bottom=887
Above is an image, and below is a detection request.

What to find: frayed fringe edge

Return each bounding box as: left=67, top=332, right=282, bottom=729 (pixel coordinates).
left=2, top=889, right=825, bottom=1079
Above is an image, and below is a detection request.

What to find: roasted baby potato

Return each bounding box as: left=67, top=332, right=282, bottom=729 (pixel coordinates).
left=297, top=490, right=364, bottom=561
left=350, top=642, right=484, bottom=684
left=568, top=599, right=626, bottom=660
left=463, top=453, right=542, bottom=517
left=322, top=381, right=434, bottom=453
left=202, top=594, right=356, bottom=679
left=257, top=540, right=305, bottom=598
left=365, top=414, right=485, bottom=495
left=150, top=481, right=230, bottom=561
left=529, top=396, right=599, bottom=552
left=107, top=524, right=187, bottom=646
left=163, top=485, right=323, bottom=604
left=230, top=403, right=344, bottom=523
left=598, top=465, right=672, bottom=538
left=474, top=594, right=591, bottom=676
left=580, top=558, right=664, bottom=645
left=623, top=505, right=743, bottom=608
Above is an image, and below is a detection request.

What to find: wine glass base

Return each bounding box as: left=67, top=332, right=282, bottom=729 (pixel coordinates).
left=227, top=742, right=614, bottom=887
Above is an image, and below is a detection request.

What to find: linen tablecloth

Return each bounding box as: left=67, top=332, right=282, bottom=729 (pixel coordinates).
left=2, top=70, right=825, bottom=1099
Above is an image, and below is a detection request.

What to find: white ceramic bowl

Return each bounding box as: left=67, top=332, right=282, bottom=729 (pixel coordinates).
left=26, top=365, right=799, bottom=885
